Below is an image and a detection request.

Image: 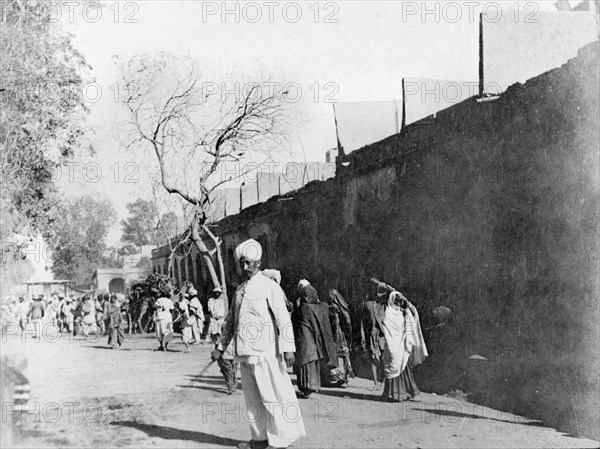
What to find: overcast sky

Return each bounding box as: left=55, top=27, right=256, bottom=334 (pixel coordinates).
left=55, top=0, right=571, bottom=243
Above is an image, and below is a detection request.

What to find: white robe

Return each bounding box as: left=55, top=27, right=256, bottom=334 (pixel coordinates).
left=219, top=272, right=305, bottom=447
left=381, top=292, right=428, bottom=379
left=240, top=355, right=306, bottom=447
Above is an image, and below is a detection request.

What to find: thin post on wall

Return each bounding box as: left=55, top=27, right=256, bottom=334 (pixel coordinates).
left=333, top=103, right=345, bottom=159
left=401, top=78, right=407, bottom=130
left=240, top=182, right=244, bottom=212
left=479, top=12, right=484, bottom=98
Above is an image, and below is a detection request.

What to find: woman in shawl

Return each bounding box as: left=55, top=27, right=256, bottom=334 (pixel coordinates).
left=323, top=289, right=355, bottom=387
left=376, top=281, right=428, bottom=402
left=107, top=295, right=124, bottom=348
left=292, top=280, right=338, bottom=399
left=95, top=294, right=105, bottom=336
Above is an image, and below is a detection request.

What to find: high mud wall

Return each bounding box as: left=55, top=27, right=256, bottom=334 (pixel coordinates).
left=157, top=43, right=599, bottom=438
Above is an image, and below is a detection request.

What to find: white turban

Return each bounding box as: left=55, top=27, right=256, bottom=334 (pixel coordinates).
left=234, top=239, right=263, bottom=262
left=262, top=269, right=281, bottom=285
left=298, top=279, right=310, bottom=290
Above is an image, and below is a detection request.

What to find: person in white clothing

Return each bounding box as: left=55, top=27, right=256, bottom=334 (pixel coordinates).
left=154, top=293, right=174, bottom=351
left=14, top=296, right=30, bottom=334
left=207, top=288, right=226, bottom=342
left=212, top=239, right=305, bottom=449
left=187, top=287, right=204, bottom=344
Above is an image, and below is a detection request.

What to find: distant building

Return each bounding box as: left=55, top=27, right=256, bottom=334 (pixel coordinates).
left=93, top=245, right=156, bottom=294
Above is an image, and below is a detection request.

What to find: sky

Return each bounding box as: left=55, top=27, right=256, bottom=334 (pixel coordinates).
left=52, top=0, right=575, bottom=244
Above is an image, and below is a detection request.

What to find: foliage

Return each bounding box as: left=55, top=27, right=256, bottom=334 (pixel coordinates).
left=158, top=211, right=179, bottom=243
left=121, top=198, right=158, bottom=247
left=120, top=198, right=184, bottom=250
left=0, top=0, right=94, bottom=242
left=48, top=195, right=116, bottom=288
left=130, top=273, right=172, bottom=298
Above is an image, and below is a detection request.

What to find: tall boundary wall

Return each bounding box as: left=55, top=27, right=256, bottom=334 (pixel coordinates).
left=153, top=42, right=599, bottom=439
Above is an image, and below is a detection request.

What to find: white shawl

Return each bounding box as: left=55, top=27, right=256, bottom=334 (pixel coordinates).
left=381, top=292, right=428, bottom=379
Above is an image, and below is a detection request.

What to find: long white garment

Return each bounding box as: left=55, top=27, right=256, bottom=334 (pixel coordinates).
left=381, top=292, right=428, bottom=379
left=219, top=272, right=295, bottom=357
left=407, top=303, right=428, bottom=366
left=239, top=355, right=306, bottom=448
left=219, top=271, right=303, bottom=446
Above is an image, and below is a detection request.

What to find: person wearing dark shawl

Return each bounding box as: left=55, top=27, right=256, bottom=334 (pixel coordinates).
left=323, top=289, right=355, bottom=387
left=107, top=295, right=124, bottom=348
left=360, top=284, right=387, bottom=391
left=292, top=280, right=338, bottom=398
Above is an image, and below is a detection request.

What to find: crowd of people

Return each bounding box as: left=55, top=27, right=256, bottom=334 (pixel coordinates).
left=1, top=238, right=428, bottom=449
left=208, top=238, right=429, bottom=449
left=1, top=292, right=116, bottom=340
left=0, top=286, right=226, bottom=349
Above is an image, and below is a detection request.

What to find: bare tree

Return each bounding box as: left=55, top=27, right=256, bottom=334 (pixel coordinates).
left=119, top=53, right=292, bottom=302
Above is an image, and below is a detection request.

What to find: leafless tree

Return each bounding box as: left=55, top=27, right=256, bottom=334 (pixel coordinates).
left=119, top=53, right=292, bottom=303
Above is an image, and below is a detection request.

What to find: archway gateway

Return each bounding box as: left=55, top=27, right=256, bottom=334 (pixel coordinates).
left=108, top=277, right=126, bottom=294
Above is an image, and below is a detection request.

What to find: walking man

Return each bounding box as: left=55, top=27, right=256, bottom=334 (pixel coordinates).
left=207, top=287, right=226, bottom=342
left=62, top=296, right=75, bottom=337
left=81, top=295, right=97, bottom=338
left=56, top=294, right=66, bottom=332
left=154, top=292, right=174, bottom=351
left=14, top=296, right=29, bottom=335
left=27, top=295, right=45, bottom=340
left=187, top=286, right=204, bottom=344
left=212, top=239, right=305, bottom=449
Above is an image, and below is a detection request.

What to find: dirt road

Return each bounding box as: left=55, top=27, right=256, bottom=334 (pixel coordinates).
left=2, top=329, right=598, bottom=448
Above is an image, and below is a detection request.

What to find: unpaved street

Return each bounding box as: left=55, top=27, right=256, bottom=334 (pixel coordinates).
left=2, top=330, right=598, bottom=448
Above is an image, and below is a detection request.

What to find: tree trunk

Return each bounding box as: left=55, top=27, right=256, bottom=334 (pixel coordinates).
left=190, top=219, right=222, bottom=294
left=202, top=224, right=229, bottom=310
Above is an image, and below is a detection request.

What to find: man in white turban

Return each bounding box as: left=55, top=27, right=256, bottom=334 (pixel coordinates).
left=233, top=238, right=263, bottom=264
left=212, top=239, right=305, bottom=449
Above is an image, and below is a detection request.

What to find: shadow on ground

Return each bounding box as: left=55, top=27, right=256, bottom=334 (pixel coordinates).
left=111, top=421, right=245, bottom=447
left=420, top=408, right=545, bottom=427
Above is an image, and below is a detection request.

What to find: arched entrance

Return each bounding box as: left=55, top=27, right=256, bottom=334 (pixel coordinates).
left=108, top=277, right=125, bottom=294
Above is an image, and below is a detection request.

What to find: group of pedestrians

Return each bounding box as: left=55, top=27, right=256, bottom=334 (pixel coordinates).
left=2, top=292, right=90, bottom=339
left=151, top=283, right=227, bottom=352
left=209, top=238, right=429, bottom=449
left=0, top=291, right=136, bottom=345
left=0, top=238, right=430, bottom=449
